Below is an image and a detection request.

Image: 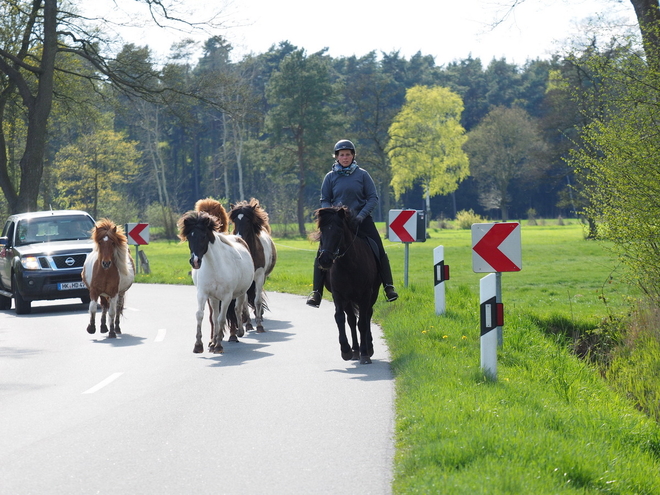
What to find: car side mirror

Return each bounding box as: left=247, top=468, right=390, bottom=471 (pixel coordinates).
left=0, top=237, right=7, bottom=247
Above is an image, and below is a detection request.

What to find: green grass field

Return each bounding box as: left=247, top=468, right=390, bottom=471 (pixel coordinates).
left=135, top=221, right=660, bottom=494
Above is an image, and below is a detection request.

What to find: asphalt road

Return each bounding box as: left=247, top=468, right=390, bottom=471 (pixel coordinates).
left=0, top=284, right=394, bottom=495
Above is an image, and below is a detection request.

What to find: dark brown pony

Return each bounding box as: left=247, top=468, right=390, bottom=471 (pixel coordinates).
left=82, top=219, right=135, bottom=338
left=314, top=206, right=379, bottom=364
left=229, top=198, right=277, bottom=333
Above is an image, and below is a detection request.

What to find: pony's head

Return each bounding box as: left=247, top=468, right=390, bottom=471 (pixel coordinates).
left=178, top=210, right=218, bottom=270
left=314, top=206, right=354, bottom=270
left=92, top=219, right=127, bottom=270
left=229, top=198, right=271, bottom=237
left=194, top=197, right=229, bottom=233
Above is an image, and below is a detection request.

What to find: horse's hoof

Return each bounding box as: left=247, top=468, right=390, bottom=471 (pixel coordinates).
left=100, top=325, right=108, bottom=334
left=352, top=351, right=360, bottom=360
left=245, top=322, right=254, bottom=332
left=341, top=351, right=353, bottom=361
left=108, top=332, right=117, bottom=339
left=360, top=356, right=372, bottom=365
left=193, top=343, right=204, bottom=353
left=236, top=329, right=245, bottom=338
left=212, top=346, right=224, bottom=354
left=115, top=327, right=122, bottom=334
left=256, top=325, right=265, bottom=333
left=229, top=335, right=239, bottom=343
left=87, top=325, right=96, bottom=334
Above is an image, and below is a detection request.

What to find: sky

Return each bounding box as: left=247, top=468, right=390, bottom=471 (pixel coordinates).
left=85, top=0, right=639, bottom=66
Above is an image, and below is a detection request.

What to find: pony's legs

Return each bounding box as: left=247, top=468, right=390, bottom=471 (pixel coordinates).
left=334, top=302, right=352, bottom=361
left=254, top=271, right=266, bottom=333
left=346, top=309, right=360, bottom=360
left=207, top=299, right=215, bottom=349
left=114, top=292, right=125, bottom=335
left=86, top=300, right=98, bottom=334
left=100, top=297, right=109, bottom=334
left=194, top=295, right=208, bottom=353
left=228, top=296, right=246, bottom=342
left=211, top=296, right=229, bottom=354
left=107, top=297, right=118, bottom=338
left=357, top=306, right=375, bottom=364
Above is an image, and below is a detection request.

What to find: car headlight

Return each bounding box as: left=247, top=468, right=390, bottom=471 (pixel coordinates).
left=21, top=256, right=41, bottom=270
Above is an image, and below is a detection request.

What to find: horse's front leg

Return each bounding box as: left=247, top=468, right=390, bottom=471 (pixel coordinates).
left=207, top=299, right=215, bottom=350
left=357, top=306, right=375, bottom=364
left=211, top=297, right=228, bottom=354
left=114, top=292, right=125, bottom=335
left=194, top=295, right=208, bottom=353
left=100, top=297, right=109, bottom=334
left=86, top=299, right=98, bottom=334
left=254, top=271, right=266, bottom=333
left=346, top=309, right=359, bottom=360
left=334, top=301, right=352, bottom=361
left=107, top=296, right=118, bottom=338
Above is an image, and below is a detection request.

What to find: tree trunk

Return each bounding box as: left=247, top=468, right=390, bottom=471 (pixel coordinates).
left=629, top=0, right=660, bottom=70
left=11, top=0, right=57, bottom=213
left=297, top=147, right=306, bottom=237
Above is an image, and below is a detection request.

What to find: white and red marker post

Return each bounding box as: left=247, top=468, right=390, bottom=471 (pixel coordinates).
left=433, top=245, right=450, bottom=315
left=471, top=222, right=522, bottom=379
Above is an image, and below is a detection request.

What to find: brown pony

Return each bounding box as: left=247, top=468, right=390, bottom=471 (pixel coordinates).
left=229, top=198, right=277, bottom=333
left=195, top=197, right=229, bottom=233
left=82, top=219, right=135, bottom=338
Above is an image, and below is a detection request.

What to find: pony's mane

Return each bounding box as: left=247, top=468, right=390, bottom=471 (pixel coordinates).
left=229, top=198, right=271, bottom=234
left=92, top=218, right=131, bottom=277
left=178, top=210, right=219, bottom=241
left=312, top=206, right=355, bottom=242
left=195, top=197, right=229, bottom=233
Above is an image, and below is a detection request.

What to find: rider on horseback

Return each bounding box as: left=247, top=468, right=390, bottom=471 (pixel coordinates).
left=306, top=139, right=398, bottom=307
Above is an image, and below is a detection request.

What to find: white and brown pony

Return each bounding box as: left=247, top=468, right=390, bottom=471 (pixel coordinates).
left=82, top=219, right=135, bottom=338
left=178, top=210, right=254, bottom=354
left=229, top=198, right=277, bottom=334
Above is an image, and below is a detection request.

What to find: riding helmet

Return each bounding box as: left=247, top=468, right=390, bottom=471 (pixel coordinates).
left=334, top=139, right=356, bottom=156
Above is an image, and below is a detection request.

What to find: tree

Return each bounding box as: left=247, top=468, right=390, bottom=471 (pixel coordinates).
left=53, top=129, right=140, bottom=219
left=464, top=106, right=548, bottom=220
left=387, top=85, right=469, bottom=219
left=265, top=48, right=339, bottom=236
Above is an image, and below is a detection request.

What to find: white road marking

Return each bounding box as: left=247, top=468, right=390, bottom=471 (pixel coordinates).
left=155, top=328, right=167, bottom=342
left=83, top=372, right=124, bottom=394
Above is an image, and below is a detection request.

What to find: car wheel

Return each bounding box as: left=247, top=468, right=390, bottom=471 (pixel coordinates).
left=0, top=293, right=10, bottom=310
left=12, top=274, right=31, bottom=315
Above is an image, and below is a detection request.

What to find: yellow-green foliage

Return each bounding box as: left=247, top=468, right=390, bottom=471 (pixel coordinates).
left=455, top=209, right=486, bottom=229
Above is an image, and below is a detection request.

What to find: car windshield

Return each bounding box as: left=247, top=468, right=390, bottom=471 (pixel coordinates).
left=15, top=216, right=94, bottom=246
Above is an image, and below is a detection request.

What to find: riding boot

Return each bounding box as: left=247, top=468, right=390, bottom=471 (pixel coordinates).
left=306, top=259, right=324, bottom=308
left=379, top=253, right=399, bottom=302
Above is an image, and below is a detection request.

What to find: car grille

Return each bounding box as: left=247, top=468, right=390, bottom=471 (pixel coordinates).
left=38, top=253, right=89, bottom=270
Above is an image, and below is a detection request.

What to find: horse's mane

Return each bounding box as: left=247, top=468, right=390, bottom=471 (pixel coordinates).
left=229, top=198, right=271, bottom=235
left=312, top=206, right=357, bottom=243
left=177, top=210, right=219, bottom=241
left=195, top=197, right=229, bottom=233
left=92, top=218, right=132, bottom=277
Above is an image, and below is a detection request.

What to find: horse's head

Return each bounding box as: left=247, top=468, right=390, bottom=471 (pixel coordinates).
left=92, top=219, right=127, bottom=270
left=315, top=206, right=352, bottom=270
left=229, top=198, right=271, bottom=237
left=178, top=210, right=217, bottom=269
left=194, top=197, right=229, bottom=233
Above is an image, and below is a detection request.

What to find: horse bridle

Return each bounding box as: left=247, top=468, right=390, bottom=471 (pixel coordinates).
left=318, top=223, right=360, bottom=262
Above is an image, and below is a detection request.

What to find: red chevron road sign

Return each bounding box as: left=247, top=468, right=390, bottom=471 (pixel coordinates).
left=471, top=222, right=521, bottom=273
left=126, top=223, right=149, bottom=246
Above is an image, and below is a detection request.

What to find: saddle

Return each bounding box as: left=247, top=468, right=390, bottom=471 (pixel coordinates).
left=356, top=230, right=381, bottom=268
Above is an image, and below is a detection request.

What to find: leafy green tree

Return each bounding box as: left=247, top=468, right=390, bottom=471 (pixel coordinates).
left=387, top=85, right=469, bottom=219
left=53, top=129, right=140, bottom=219
left=465, top=106, right=548, bottom=220
left=265, top=48, right=339, bottom=236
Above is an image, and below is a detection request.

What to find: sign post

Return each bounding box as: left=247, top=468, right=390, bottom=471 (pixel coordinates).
left=471, top=222, right=521, bottom=379
left=433, top=245, right=450, bottom=315
left=125, top=223, right=150, bottom=274
left=388, top=209, right=426, bottom=287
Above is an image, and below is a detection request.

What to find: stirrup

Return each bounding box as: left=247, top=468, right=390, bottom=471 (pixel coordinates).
left=384, top=285, right=398, bottom=302
left=306, top=290, right=322, bottom=308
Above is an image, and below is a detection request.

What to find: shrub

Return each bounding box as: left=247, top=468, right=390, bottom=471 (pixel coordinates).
left=455, top=209, right=486, bottom=229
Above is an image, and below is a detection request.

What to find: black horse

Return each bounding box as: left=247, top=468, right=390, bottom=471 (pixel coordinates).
left=314, top=206, right=380, bottom=364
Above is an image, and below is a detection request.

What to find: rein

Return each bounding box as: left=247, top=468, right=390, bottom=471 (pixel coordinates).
left=318, top=223, right=360, bottom=262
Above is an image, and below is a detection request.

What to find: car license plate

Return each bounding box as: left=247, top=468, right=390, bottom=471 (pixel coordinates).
left=59, top=281, right=86, bottom=290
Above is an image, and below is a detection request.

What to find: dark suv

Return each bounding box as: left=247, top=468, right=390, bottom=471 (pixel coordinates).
left=0, top=210, right=95, bottom=314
